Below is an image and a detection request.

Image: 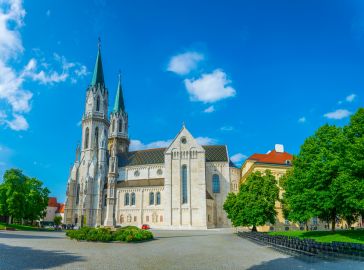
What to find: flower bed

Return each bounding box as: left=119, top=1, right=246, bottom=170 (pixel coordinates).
left=66, top=226, right=153, bottom=243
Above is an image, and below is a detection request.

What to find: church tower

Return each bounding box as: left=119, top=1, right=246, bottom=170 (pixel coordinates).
left=73, top=41, right=109, bottom=227
left=104, top=74, right=129, bottom=226
left=108, top=73, right=129, bottom=153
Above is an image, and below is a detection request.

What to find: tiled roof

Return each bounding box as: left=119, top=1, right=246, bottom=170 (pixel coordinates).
left=203, top=145, right=228, bottom=162
left=118, top=145, right=228, bottom=166
left=118, top=148, right=166, bottom=166
left=248, top=150, right=293, bottom=165
left=48, top=197, right=58, bottom=207
left=57, top=203, right=65, bottom=213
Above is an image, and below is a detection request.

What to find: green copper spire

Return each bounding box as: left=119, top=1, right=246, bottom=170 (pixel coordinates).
left=113, top=72, right=125, bottom=112
left=91, top=38, right=105, bottom=86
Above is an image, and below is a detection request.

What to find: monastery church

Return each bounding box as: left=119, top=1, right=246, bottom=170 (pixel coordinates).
left=64, top=44, right=240, bottom=229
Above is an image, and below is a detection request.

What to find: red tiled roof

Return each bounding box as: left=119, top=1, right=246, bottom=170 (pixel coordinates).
left=57, top=203, right=65, bottom=213
left=48, top=197, right=58, bottom=207
left=248, top=150, right=293, bottom=165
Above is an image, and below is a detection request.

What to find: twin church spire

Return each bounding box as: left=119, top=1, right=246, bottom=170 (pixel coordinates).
left=90, top=40, right=125, bottom=113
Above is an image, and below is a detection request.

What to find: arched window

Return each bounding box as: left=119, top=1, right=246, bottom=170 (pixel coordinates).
left=156, top=192, right=161, bottom=205
left=104, top=194, right=107, bottom=206
left=182, top=165, right=187, bottom=204
left=124, top=193, right=130, bottom=206
left=76, top=184, right=80, bottom=204
left=96, top=96, right=100, bottom=111
left=84, top=127, right=89, bottom=149
left=149, top=192, right=154, bottom=205
left=118, top=119, right=122, bottom=132
left=212, top=174, right=220, bottom=193
left=120, top=215, right=124, bottom=223
left=95, top=127, right=99, bottom=147
left=131, top=193, right=136, bottom=206
left=112, top=119, right=115, bottom=132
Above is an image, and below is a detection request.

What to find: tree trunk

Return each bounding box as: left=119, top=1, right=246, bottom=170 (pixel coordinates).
left=331, top=211, right=336, bottom=232
left=8, top=216, right=12, bottom=224
left=305, top=222, right=308, bottom=231
left=252, top=225, right=257, bottom=232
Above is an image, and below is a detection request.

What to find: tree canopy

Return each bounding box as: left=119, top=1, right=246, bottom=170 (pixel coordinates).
left=282, top=108, right=364, bottom=230
left=0, top=168, right=50, bottom=223
left=223, top=170, right=279, bottom=231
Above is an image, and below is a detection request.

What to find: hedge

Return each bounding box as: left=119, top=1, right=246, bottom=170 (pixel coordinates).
left=66, top=226, right=153, bottom=242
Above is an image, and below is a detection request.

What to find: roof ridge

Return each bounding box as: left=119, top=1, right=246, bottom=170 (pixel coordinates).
left=129, top=147, right=166, bottom=153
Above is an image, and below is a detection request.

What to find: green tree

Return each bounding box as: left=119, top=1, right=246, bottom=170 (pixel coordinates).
left=1, top=169, right=28, bottom=223
left=224, top=170, right=279, bottom=231
left=341, top=108, right=364, bottom=225
left=0, top=183, right=9, bottom=221
left=54, top=216, right=62, bottom=227
left=24, top=177, right=50, bottom=223
left=283, top=117, right=364, bottom=231
left=281, top=168, right=317, bottom=230
left=0, top=169, right=50, bottom=224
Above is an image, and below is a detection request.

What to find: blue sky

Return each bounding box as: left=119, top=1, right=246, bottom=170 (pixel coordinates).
left=0, top=0, right=362, bottom=202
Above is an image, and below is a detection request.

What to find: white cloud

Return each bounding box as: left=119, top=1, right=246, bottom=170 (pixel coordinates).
left=184, top=69, right=236, bottom=103
left=0, top=0, right=31, bottom=131
left=204, top=105, right=215, bottom=113
left=346, top=94, right=356, bottom=102
left=195, top=136, right=217, bottom=145
left=167, top=51, right=203, bottom=75
left=75, top=65, right=88, bottom=77
left=0, top=110, right=7, bottom=119
left=129, top=139, right=172, bottom=151
left=5, top=114, right=29, bottom=131
left=298, top=117, right=306, bottom=123
left=230, top=153, right=247, bottom=165
left=25, top=60, right=68, bottom=84
left=324, top=109, right=351, bottom=120
left=0, top=1, right=87, bottom=131
left=129, top=136, right=217, bottom=151
left=0, top=0, right=25, bottom=61
left=220, top=125, right=234, bottom=132
left=22, top=55, right=88, bottom=85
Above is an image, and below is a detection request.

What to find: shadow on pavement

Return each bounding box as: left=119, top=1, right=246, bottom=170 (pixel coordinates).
left=246, top=255, right=364, bottom=270
left=0, top=232, right=61, bottom=240
left=0, top=243, right=85, bottom=270
left=155, top=234, right=209, bottom=239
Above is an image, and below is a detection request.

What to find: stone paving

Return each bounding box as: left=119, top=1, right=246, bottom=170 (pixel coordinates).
left=0, top=229, right=363, bottom=270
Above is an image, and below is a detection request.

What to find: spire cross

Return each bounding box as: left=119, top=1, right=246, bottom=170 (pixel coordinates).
left=98, top=37, right=101, bottom=49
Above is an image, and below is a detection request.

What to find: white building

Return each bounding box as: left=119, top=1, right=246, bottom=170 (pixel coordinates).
left=64, top=43, right=240, bottom=229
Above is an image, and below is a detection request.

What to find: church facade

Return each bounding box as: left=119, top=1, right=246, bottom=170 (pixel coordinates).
left=64, top=45, right=240, bottom=229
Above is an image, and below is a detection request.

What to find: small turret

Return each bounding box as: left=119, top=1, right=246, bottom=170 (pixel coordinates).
left=108, top=72, right=129, bottom=154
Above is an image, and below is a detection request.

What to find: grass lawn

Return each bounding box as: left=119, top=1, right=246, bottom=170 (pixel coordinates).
left=0, top=222, right=53, bottom=231
left=269, top=230, right=364, bottom=244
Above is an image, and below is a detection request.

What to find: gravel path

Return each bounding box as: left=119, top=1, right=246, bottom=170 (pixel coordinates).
left=0, top=229, right=363, bottom=270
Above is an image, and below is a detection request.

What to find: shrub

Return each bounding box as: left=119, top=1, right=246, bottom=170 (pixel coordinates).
left=114, top=226, right=153, bottom=242
left=66, top=226, right=153, bottom=243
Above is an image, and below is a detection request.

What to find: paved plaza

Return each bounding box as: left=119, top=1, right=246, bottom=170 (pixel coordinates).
left=0, top=229, right=363, bottom=270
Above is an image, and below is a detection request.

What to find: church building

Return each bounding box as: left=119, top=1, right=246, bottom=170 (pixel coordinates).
left=64, top=43, right=240, bottom=229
